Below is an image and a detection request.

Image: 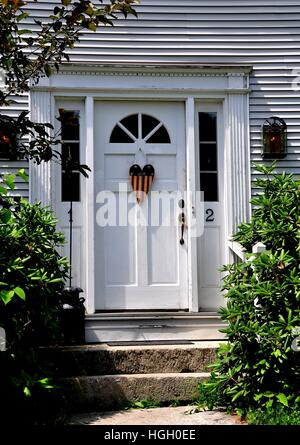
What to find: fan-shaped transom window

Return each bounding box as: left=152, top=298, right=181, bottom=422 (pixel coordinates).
left=110, top=113, right=171, bottom=143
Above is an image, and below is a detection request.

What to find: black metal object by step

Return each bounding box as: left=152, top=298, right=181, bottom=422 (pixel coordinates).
left=60, top=286, right=85, bottom=345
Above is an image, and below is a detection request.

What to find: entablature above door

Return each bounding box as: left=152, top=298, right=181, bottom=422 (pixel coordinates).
left=30, top=63, right=252, bottom=96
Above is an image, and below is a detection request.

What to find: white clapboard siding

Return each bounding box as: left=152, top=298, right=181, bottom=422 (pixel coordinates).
left=3, top=0, right=300, bottom=198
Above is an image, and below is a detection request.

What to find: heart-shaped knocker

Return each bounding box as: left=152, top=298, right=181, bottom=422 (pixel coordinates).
left=129, top=164, right=155, bottom=203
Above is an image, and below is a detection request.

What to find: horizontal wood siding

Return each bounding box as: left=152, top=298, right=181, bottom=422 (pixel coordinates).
left=4, top=0, right=300, bottom=198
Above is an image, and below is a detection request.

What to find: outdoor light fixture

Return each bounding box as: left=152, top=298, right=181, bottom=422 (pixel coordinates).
left=262, top=116, right=287, bottom=159
left=0, top=115, right=17, bottom=158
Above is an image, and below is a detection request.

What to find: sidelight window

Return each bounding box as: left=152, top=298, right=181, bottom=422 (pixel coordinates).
left=198, top=112, right=218, bottom=202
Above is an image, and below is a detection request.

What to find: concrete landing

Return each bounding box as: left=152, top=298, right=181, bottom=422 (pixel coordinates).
left=68, top=406, right=244, bottom=425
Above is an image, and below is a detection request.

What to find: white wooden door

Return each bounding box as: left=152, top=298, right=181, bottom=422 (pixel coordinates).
left=94, top=102, right=188, bottom=310
left=196, top=104, right=226, bottom=310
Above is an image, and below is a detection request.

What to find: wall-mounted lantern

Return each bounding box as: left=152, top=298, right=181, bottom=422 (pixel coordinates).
left=262, top=116, right=287, bottom=159
left=0, top=115, right=17, bottom=159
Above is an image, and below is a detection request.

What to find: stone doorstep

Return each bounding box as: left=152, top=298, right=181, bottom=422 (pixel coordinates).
left=62, top=372, right=210, bottom=412
left=42, top=341, right=221, bottom=376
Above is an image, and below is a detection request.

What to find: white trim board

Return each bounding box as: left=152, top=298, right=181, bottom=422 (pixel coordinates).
left=31, top=64, right=251, bottom=95
left=85, top=312, right=226, bottom=342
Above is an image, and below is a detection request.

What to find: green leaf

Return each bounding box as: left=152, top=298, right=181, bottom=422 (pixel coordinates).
left=277, top=393, right=289, bottom=407
left=87, top=22, right=97, bottom=32
left=53, top=6, right=61, bottom=15
left=1, top=209, right=12, bottom=223
left=17, top=169, right=29, bottom=182
left=0, top=185, right=8, bottom=195
left=262, top=392, right=275, bottom=398
left=14, top=287, right=26, bottom=300
left=44, top=64, right=53, bottom=78
left=17, top=29, right=33, bottom=35
left=232, top=390, right=244, bottom=402
left=23, top=387, right=31, bottom=397
left=16, top=12, right=29, bottom=22
left=61, top=0, right=71, bottom=5
left=4, top=174, right=16, bottom=190
left=0, top=290, right=14, bottom=305
left=273, top=349, right=282, bottom=358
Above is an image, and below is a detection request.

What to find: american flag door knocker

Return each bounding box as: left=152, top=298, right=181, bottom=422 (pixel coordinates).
left=129, top=163, right=155, bottom=204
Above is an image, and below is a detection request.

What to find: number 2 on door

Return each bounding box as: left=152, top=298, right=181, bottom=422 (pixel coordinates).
left=205, top=208, right=215, bottom=222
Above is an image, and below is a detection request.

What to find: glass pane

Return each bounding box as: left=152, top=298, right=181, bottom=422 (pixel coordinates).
left=110, top=124, right=135, bottom=143
left=200, top=173, right=218, bottom=202
left=199, top=112, right=217, bottom=142
left=61, top=172, right=80, bottom=202
left=61, top=143, right=80, bottom=169
left=146, top=126, right=171, bottom=143
left=142, top=114, right=160, bottom=139
left=59, top=109, right=80, bottom=140
left=120, top=114, right=138, bottom=138
left=0, top=118, right=17, bottom=159
left=200, top=143, right=217, bottom=171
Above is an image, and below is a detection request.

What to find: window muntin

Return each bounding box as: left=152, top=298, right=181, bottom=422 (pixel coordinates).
left=109, top=113, right=171, bottom=144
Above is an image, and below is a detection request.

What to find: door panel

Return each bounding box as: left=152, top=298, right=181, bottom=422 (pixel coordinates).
left=94, top=102, right=187, bottom=310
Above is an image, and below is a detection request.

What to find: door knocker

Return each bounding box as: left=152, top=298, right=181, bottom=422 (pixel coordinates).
left=129, top=164, right=155, bottom=203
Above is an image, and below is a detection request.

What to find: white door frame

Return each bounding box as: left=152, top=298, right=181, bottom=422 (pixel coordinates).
left=30, top=64, right=251, bottom=315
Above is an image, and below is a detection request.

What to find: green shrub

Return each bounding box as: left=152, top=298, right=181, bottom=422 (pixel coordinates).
left=0, top=172, right=69, bottom=348
left=246, top=406, right=300, bottom=425
left=197, top=164, right=300, bottom=419
left=0, top=170, right=69, bottom=424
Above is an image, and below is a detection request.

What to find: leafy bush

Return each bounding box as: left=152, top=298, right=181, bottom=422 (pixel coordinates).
left=197, top=164, right=300, bottom=419
left=0, top=170, right=69, bottom=424
left=0, top=171, right=69, bottom=348
left=246, top=406, right=300, bottom=425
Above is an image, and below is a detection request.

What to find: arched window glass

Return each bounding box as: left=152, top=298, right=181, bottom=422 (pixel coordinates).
left=109, top=113, right=171, bottom=143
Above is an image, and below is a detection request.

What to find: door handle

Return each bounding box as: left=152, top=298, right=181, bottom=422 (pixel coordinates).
left=178, top=199, right=185, bottom=245
left=179, top=212, right=185, bottom=245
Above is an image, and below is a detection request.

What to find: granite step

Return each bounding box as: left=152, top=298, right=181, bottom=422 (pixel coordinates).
left=42, top=341, right=219, bottom=376
left=62, top=372, right=210, bottom=412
